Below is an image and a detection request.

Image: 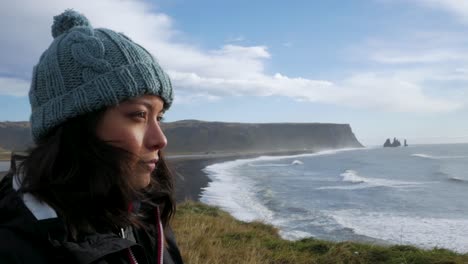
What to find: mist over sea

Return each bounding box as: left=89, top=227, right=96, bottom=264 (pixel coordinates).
left=200, top=144, right=468, bottom=253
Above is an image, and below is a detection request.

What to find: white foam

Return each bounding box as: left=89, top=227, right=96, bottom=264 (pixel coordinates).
left=412, top=153, right=468, bottom=160
left=327, top=209, right=468, bottom=253
left=291, top=160, right=304, bottom=165
left=200, top=148, right=366, bottom=223
left=248, top=163, right=290, bottom=167
left=412, top=153, right=434, bottom=159
left=242, top=147, right=366, bottom=164
left=279, top=230, right=313, bottom=240
left=317, top=170, right=423, bottom=190
left=249, top=159, right=305, bottom=167
left=200, top=160, right=274, bottom=222
left=341, top=170, right=366, bottom=183
left=449, top=176, right=468, bottom=183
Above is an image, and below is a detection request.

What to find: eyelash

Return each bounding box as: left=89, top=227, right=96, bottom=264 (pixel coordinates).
left=131, top=111, right=165, bottom=122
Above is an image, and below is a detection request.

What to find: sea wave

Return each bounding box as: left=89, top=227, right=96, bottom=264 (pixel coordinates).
left=200, top=144, right=468, bottom=253
left=317, top=170, right=423, bottom=190
left=245, top=147, right=365, bottom=164
left=448, top=176, right=468, bottom=183
left=200, top=148, right=367, bottom=225
left=411, top=153, right=468, bottom=160
left=248, top=159, right=305, bottom=167
left=291, top=160, right=304, bottom=165
left=248, top=163, right=290, bottom=167
left=341, top=170, right=366, bottom=183
left=327, top=209, right=468, bottom=253
left=200, top=159, right=275, bottom=222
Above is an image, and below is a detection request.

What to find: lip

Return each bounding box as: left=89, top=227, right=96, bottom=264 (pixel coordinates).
left=140, top=159, right=158, bottom=172
left=144, top=163, right=156, bottom=172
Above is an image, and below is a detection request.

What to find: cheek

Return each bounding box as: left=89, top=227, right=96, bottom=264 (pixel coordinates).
left=109, top=128, right=143, bottom=154
left=98, top=120, right=145, bottom=155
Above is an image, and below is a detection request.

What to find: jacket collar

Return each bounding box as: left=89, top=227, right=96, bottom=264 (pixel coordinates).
left=12, top=173, right=58, bottom=220
left=0, top=173, right=145, bottom=264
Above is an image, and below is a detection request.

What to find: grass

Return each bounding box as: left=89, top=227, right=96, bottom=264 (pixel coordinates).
left=172, top=201, right=468, bottom=264
left=0, top=148, right=10, bottom=161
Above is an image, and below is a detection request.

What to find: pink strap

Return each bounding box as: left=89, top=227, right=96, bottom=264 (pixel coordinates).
left=125, top=205, right=164, bottom=264
left=126, top=247, right=139, bottom=264
left=155, top=206, right=164, bottom=264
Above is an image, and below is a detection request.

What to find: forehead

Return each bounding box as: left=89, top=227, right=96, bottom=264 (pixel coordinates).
left=119, top=95, right=165, bottom=110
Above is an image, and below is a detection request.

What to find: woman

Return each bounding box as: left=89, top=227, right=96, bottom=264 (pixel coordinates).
left=0, top=9, right=184, bottom=264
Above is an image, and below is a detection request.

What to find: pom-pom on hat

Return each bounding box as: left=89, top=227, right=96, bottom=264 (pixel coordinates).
left=29, top=9, right=173, bottom=143
left=51, top=9, right=91, bottom=38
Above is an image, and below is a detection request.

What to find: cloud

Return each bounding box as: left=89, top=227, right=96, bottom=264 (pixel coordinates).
left=371, top=50, right=468, bottom=64
left=173, top=92, right=222, bottom=104
left=412, top=0, right=468, bottom=23
left=366, top=32, right=468, bottom=64
left=0, top=77, right=30, bottom=96
left=169, top=71, right=334, bottom=98
left=357, top=30, right=468, bottom=111
left=226, top=35, right=245, bottom=43
left=339, top=72, right=462, bottom=112
left=0, top=0, right=463, bottom=114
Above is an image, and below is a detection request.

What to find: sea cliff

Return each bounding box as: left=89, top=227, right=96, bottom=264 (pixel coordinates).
left=0, top=120, right=363, bottom=153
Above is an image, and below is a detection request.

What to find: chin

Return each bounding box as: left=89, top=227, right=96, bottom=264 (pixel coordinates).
left=133, top=173, right=152, bottom=189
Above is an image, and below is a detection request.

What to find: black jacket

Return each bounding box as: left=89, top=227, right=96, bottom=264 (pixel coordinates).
left=0, top=173, right=184, bottom=264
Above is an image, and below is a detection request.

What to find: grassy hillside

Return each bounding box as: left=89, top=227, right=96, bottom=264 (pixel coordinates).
left=172, top=202, right=468, bottom=264
left=0, top=146, right=10, bottom=160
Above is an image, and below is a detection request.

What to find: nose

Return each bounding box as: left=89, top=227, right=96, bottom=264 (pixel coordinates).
left=145, top=119, right=167, bottom=151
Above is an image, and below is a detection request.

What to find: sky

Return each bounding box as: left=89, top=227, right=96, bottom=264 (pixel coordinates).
left=1, top=0, right=468, bottom=146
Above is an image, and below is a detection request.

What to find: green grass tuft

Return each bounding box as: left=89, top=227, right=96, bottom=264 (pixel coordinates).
left=172, top=201, right=468, bottom=264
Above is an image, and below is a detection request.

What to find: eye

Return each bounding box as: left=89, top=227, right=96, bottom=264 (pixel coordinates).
left=131, top=111, right=147, bottom=119
left=157, top=116, right=165, bottom=122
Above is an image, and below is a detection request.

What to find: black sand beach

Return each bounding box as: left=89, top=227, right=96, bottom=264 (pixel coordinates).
left=0, top=155, right=241, bottom=203
left=168, top=156, right=236, bottom=202
left=169, top=150, right=318, bottom=202
left=0, top=154, right=246, bottom=203
left=0, top=150, right=316, bottom=203
left=0, top=155, right=243, bottom=203
left=169, top=153, right=265, bottom=202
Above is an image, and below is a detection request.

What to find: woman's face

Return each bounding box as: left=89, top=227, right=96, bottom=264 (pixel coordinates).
left=96, top=95, right=167, bottom=189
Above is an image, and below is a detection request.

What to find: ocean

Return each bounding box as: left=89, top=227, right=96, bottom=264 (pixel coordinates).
left=200, top=143, right=468, bottom=253
left=0, top=161, right=9, bottom=172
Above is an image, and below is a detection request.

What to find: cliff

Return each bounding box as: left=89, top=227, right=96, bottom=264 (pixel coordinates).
left=162, top=120, right=363, bottom=154
left=0, top=120, right=363, bottom=154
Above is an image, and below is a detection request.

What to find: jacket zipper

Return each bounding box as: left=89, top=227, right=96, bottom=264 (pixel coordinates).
left=121, top=227, right=139, bottom=264
left=120, top=206, right=164, bottom=264
left=127, top=247, right=139, bottom=264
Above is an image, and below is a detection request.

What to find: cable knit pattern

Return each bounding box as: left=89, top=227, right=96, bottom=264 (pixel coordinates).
left=67, top=30, right=112, bottom=81
left=29, top=10, right=173, bottom=143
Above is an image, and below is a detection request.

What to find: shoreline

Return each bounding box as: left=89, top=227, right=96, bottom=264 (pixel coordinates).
left=168, top=149, right=320, bottom=202
left=0, top=149, right=320, bottom=203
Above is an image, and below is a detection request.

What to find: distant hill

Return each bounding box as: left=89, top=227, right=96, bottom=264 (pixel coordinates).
left=0, top=120, right=363, bottom=154
left=0, top=122, right=33, bottom=151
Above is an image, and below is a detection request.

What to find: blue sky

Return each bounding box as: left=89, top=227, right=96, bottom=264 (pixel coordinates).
left=1, top=0, right=468, bottom=146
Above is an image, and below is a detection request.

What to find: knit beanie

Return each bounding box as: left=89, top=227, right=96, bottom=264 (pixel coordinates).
left=29, top=9, right=173, bottom=143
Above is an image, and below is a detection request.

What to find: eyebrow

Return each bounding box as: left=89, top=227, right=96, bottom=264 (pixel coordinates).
left=124, top=99, right=165, bottom=114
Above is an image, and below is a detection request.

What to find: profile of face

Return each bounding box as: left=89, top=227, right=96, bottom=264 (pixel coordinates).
left=96, top=95, right=167, bottom=189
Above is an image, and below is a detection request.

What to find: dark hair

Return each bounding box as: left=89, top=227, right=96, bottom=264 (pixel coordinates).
left=11, top=109, right=175, bottom=238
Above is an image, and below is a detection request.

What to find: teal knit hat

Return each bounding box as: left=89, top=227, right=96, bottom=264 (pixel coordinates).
left=29, top=9, right=173, bottom=143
